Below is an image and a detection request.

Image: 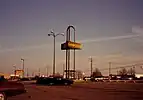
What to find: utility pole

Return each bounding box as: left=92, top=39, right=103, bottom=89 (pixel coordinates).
left=13, top=65, right=16, bottom=78
left=38, top=68, right=40, bottom=77
left=63, top=64, right=65, bottom=77
left=133, top=66, right=135, bottom=75
left=46, top=67, right=48, bottom=77
left=117, top=70, right=118, bottom=75
left=27, top=68, right=29, bottom=77
left=89, top=57, right=93, bottom=77
left=32, top=72, right=34, bottom=77
left=109, top=62, right=111, bottom=76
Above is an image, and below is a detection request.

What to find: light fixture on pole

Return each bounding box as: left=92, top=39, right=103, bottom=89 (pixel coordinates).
left=48, top=31, right=64, bottom=76
left=89, top=56, right=93, bottom=77
left=21, top=58, right=25, bottom=78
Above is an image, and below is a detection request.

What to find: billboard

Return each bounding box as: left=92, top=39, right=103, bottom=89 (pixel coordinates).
left=61, top=41, right=82, bottom=50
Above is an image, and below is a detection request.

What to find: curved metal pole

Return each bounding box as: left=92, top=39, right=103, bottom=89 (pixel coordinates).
left=66, top=25, right=76, bottom=79
left=73, top=28, right=76, bottom=79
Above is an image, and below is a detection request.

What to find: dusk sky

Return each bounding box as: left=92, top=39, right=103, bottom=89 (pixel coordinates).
left=0, top=0, right=143, bottom=75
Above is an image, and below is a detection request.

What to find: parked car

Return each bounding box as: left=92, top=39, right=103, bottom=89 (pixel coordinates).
left=0, top=76, right=26, bottom=100
left=36, top=77, right=73, bottom=85
left=19, top=78, right=30, bottom=81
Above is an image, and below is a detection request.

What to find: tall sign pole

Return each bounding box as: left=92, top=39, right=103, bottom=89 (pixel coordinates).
left=63, top=64, right=65, bottom=77
left=66, top=26, right=76, bottom=79
left=73, top=28, right=76, bottom=79
left=61, top=25, right=82, bottom=79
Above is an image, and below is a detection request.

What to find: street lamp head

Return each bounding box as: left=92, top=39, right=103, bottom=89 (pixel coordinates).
left=13, top=65, right=16, bottom=68
left=55, top=33, right=65, bottom=37
left=48, top=34, right=51, bottom=36
left=60, top=33, right=65, bottom=36
left=21, top=58, right=24, bottom=61
left=50, top=30, right=54, bottom=34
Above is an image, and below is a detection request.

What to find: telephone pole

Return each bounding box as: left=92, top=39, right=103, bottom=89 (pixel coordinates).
left=32, top=72, right=34, bottom=77
left=46, top=67, right=48, bottom=77
left=133, top=66, right=135, bottom=75
left=63, top=64, right=65, bottom=77
left=13, top=65, right=16, bottom=78
left=26, top=68, right=29, bottom=77
left=109, top=62, right=111, bottom=76
left=89, top=57, right=93, bottom=76
left=38, top=68, right=40, bottom=77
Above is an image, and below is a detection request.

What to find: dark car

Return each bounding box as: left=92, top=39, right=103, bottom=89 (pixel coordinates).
left=0, top=76, right=26, bottom=100
left=19, top=78, right=30, bottom=81
left=36, top=77, right=73, bottom=85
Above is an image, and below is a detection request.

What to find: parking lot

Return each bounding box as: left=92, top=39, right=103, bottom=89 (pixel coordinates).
left=8, top=81, right=143, bottom=100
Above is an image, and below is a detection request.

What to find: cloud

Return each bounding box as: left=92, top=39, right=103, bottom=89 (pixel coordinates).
left=0, top=44, right=50, bottom=53
left=132, top=26, right=143, bottom=34
left=80, top=34, right=141, bottom=43
left=0, top=33, right=142, bottom=53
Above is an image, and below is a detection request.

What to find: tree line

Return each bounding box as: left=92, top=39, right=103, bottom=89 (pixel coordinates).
left=91, top=67, right=135, bottom=77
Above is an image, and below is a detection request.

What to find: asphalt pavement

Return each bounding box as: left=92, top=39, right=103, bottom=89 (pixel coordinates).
left=8, top=82, right=143, bottom=100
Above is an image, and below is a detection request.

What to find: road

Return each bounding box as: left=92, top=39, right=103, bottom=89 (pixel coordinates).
left=8, top=82, right=143, bottom=100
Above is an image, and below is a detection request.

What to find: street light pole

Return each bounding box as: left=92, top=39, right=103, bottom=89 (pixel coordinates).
left=21, top=58, right=25, bottom=78
left=89, top=57, right=93, bottom=77
left=48, top=31, right=64, bottom=76
left=46, top=67, right=48, bottom=77
left=53, top=35, right=56, bottom=75
left=13, top=65, right=16, bottom=77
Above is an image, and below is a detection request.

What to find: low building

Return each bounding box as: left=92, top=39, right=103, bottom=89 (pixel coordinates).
left=0, top=72, right=10, bottom=79
left=135, top=73, right=143, bottom=78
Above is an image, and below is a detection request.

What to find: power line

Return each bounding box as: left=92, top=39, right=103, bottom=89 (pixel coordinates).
left=100, top=63, right=143, bottom=71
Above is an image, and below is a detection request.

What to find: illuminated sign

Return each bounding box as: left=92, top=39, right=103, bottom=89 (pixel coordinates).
left=61, top=41, right=82, bottom=50
left=15, top=70, right=23, bottom=77
left=68, top=41, right=82, bottom=49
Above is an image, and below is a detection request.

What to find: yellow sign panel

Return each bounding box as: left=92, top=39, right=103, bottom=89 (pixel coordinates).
left=61, top=41, right=82, bottom=50
left=67, top=41, right=82, bottom=49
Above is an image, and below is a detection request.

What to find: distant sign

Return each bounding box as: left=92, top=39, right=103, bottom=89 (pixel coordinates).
left=61, top=41, right=82, bottom=50
left=15, top=70, right=23, bottom=78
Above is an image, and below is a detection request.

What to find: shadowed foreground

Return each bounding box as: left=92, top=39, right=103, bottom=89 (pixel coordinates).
left=8, top=82, right=143, bottom=100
